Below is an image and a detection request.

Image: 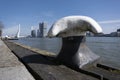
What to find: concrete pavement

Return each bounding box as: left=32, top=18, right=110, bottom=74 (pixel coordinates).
left=0, top=39, right=35, bottom=80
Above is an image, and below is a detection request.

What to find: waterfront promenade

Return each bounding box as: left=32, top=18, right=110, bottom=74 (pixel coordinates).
left=0, top=39, right=35, bottom=80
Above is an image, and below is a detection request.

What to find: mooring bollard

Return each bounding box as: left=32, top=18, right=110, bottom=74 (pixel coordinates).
left=47, top=16, right=102, bottom=69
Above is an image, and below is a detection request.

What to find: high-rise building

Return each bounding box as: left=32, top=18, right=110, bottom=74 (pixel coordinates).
left=39, top=22, right=47, bottom=37
left=31, top=27, right=36, bottom=37
left=31, top=30, right=36, bottom=37
left=37, top=29, right=40, bottom=37
left=117, top=29, right=120, bottom=32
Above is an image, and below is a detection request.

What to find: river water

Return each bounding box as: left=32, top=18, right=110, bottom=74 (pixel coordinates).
left=12, top=37, right=120, bottom=68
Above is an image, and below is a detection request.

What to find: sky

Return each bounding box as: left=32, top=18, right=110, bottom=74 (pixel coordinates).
left=0, top=0, right=120, bottom=36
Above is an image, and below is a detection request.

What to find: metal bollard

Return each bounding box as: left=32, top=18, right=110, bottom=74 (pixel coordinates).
left=47, top=16, right=102, bottom=69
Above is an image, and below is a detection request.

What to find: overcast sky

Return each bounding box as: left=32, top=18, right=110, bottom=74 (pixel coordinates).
left=0, top=0, right=120, bottom=36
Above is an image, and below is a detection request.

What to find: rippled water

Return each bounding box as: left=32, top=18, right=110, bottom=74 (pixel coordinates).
left=12, top=37, right=120, bottom=68
left=86, top=37, right=120, bottom=68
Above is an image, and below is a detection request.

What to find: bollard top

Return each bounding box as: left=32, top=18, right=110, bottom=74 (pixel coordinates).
left=47, top=15, right=102, bottom=37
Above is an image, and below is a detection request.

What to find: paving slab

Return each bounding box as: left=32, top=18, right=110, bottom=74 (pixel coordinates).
left=0, top=39, right=35, bottom=80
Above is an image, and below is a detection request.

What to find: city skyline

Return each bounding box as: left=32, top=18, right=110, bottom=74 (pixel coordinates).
left=1, top=0, right=120, bottom=36
left=31, top=22, right=47, bottom=38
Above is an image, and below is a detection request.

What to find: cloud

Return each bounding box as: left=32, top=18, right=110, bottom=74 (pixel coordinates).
left=98, top=20, right=120, bottom=24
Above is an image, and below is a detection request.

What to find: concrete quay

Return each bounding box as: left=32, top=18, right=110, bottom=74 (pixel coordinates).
left=4, top=40, right=99, bottom=80
left=3, top=40, right=120, bottom=80
left=0, top=39, right=35, bottom=80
